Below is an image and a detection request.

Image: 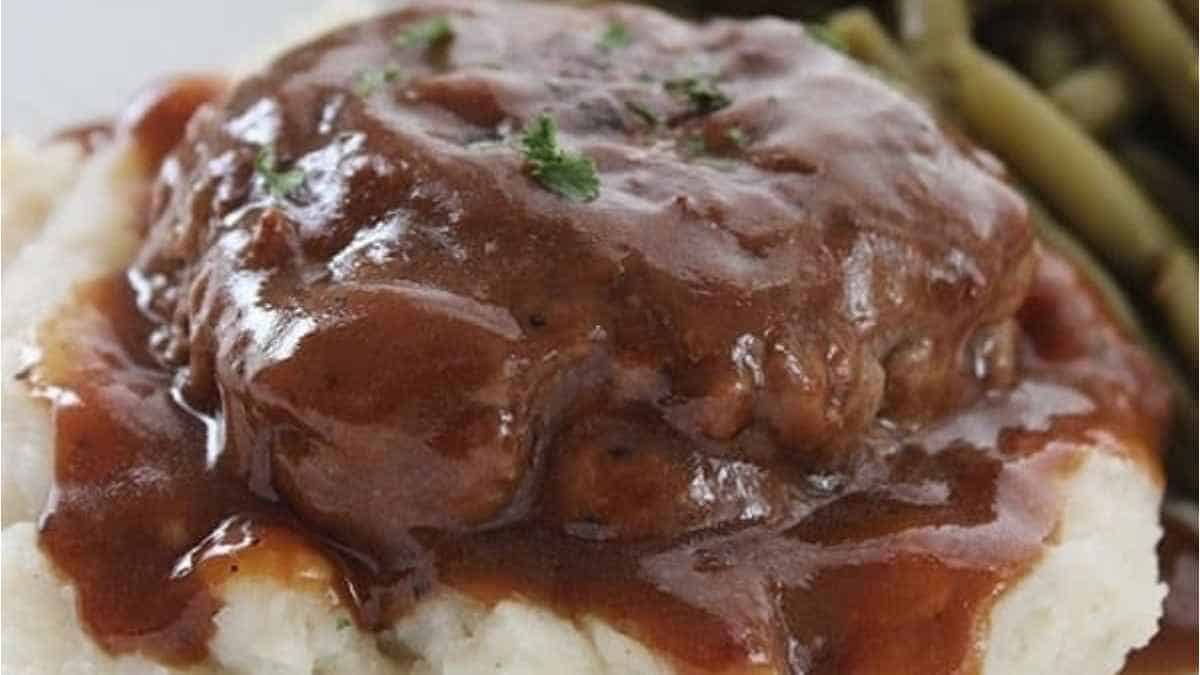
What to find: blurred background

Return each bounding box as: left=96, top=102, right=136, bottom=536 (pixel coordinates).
left=2, top=0, right=325, bottom=137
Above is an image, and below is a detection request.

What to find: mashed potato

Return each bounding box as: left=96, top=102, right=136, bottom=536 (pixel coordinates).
left=0, top=3, right=1171, bottom=674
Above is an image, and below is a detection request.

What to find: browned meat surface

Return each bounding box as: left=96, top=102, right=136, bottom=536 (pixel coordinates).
left=31, top=2, right=1170, bottom=673
left=132, top=0, right=1031, bottom=546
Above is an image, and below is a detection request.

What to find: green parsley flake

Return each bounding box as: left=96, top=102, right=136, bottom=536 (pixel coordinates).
left=255, top=146, right=304, bottom=198
left=352, top=64, right=403, bottom=97
left=395, top=16, right=454, bottom=50
left=335, top=617, right=352, bottom=631
left=726, top=126, right=748, bottom=147
left=807, top=23, right=847, bottom=53
left=624, top=100, right=660, bottom=127
left=664, top=75, right=731, bottom=115
left=598, top=21, right=632, bottom=51
left=520, top=113, right=600, bottom=202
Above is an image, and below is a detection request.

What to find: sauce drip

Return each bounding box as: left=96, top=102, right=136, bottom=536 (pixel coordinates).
left=30, top=2, right=1174, bottom=673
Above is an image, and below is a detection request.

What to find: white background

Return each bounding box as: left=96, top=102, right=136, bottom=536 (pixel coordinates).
left=3, top=1, right=330, bottom=138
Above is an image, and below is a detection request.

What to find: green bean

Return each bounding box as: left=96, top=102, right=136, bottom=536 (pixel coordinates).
left=1153, top=249, right=1199, bottom=369
left=939, top=42, right=1197, bottom=361
left=827, top=9, right=929, bottom=96
left=1079, top=0, right=1198, bottom=143
left=1048, top=61, right=1141, bottom=135
left=895, top=0, right=974, bottom=110
left=941, top=42, right=1176, bottom=277
left=1114, top=137, right=1199, bottom=236
left=896, top=0, right=971, bottom=46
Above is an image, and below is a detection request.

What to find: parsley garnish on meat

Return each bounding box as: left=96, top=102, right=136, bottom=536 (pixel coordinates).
left=598, top=21, right=632, bottom=51
left=394, top=16, right=455, bottom=50
left=254, top=146, right=304, bottom=198
left=519, top=113, right=600, bottom=202
left=726, top=126, right=748, bottom=147
left=352, top=64, right=404, bottom=97
left=664, top=75, right=731, bottom=115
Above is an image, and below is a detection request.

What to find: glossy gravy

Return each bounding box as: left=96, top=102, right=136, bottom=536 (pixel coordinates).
left=28, top=2, right=1174, bottom=673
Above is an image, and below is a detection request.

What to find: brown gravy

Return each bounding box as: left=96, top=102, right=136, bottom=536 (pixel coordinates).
left=28, top=2, right=1175, bottom=673
left=46, top=76, right=225, bottom=165
left=49, top=122, right=114, bottom=157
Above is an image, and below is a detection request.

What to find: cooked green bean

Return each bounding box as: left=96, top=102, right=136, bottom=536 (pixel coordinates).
left=1115, top=137, right=1199, bottom=236
left=938, top=42, right=1196, bottom=361
left=1153, top=249, right=1200, bottom=369
left=941, top=42, right=1175, bottom=275
left=895, top=0, right=973, bottom=109
left=1080, top=0, right=1198, bottom=143
left=827, top=8, right=929, bottom=95
left=1048, top=61, right=1141, bottom=135
left=896, top=0, right=971, bottom=57
left=897, top=0, right=969, bottom=85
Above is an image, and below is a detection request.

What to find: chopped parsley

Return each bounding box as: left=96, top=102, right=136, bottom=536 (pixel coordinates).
left=335, top=617, right=352, bottom=631
left=807, top=23, right=847, bottom=53
left=725, top=126, right=748, bottom=147
left=254, top=146, right=304, bottom=198
left=394, top=16, right=454, bottom=50
left=624, top=100, right=660, bottom=127
left=352, top=64, right=403, bottom=97
left=664, top=75, right=731, bottom=115
left=597, top=21, right=632, bottom=51
left=519, top=113, right=600, bottom=202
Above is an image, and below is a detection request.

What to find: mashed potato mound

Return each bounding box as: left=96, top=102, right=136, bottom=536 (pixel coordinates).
left=1, top=138, right=85, bottom=268
left=0, top=4, right=1170, bottom=673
